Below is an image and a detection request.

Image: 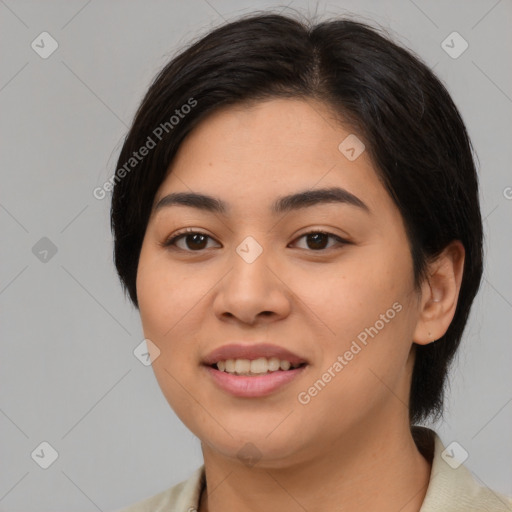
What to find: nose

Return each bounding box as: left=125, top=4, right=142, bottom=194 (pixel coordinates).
left=212, top=244, right=292, bottom=326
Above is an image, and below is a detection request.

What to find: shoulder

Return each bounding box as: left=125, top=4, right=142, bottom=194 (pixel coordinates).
left=413, top=427, right=512, bottom=511
left=112, top=466, right=205, bottom=512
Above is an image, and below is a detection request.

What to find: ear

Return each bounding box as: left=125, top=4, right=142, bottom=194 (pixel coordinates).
left=413, top=240, right=465, bottom=345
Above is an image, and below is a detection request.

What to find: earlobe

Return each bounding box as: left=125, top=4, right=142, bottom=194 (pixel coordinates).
left=413, top=240, right=465, bottom=345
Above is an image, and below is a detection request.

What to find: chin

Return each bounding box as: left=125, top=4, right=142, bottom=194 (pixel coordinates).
left=197, top=424, right=312, bottom=469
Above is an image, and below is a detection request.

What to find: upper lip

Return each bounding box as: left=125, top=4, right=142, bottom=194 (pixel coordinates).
left=203, top=343, right=308, bottom=366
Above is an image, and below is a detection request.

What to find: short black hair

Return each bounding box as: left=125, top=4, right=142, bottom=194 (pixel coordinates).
left=110, top=12, right=483, bottom=425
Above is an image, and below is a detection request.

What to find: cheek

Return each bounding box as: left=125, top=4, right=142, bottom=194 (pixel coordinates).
left=136, top=249, right=199, bottom=338
left=289, top=246, right=417, bottom=412
left=292, top=248, right=412, bottom=339
left=302, top=255, right=415, bottom=405
left=136, top=251, right=204, bottom=415
left=136, top=248, right=216, bottom=386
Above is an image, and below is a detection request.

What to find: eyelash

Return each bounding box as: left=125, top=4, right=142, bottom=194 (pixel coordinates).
left=161, top=229, right=349, bottom=252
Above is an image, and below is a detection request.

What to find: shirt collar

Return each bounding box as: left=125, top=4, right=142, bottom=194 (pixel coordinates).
left=414, top=426, right=512, bottom=511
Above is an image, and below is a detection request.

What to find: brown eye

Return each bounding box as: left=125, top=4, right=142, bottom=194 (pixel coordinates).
left=291, top=231, right=348, bottom=251
left=180, top=233, right=209, bottom=250
left=305, top=232, right=329, bottom=250
left=163, top=231, right=220, bottom=251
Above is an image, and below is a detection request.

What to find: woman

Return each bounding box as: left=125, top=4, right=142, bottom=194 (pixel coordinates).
left=111, top=12, right=512, bottom=512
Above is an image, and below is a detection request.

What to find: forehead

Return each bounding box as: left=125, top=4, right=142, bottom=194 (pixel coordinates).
left=154, top=98, right=391, bottom=216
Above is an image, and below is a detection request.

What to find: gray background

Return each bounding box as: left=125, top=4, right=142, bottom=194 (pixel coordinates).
left=1, top=0, right=511, bottom=510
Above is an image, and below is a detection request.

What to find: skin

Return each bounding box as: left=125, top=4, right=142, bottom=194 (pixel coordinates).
left=136, top=98, right=465, bottom=512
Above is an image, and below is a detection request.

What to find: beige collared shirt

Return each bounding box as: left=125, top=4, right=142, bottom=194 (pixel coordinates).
left=116, top=427, right=512, bottom=511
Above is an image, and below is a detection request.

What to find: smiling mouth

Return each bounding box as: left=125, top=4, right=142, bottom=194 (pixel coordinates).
left=210, top=357, right=307, bottom=376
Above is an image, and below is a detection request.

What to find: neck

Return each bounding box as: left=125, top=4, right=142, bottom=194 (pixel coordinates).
left=199, top=411, right=433, bottom=512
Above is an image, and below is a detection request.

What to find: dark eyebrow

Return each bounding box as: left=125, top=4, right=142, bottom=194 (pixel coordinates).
left=154, top=192, right=227, bottom=214
left=153, top=187, right=370, bottom=215
left=272, top=187, right=370, bottom=214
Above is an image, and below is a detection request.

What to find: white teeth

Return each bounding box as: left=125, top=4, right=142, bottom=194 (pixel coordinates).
left=250, top=357, right=269, bottom=374
left=235, top=359, right=251, bottom=374
left=268, top=357, right=280, bottom=371
left=214, top=357, right=303, bottom=375
left=280, top=360, right=291, bottom=371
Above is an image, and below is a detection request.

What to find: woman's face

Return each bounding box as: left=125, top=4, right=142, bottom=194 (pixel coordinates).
left=136, top=98, right=423, bottom=466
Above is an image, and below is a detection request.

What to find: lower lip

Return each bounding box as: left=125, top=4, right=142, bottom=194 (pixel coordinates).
left=203, top=365, right=307, bottom=398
